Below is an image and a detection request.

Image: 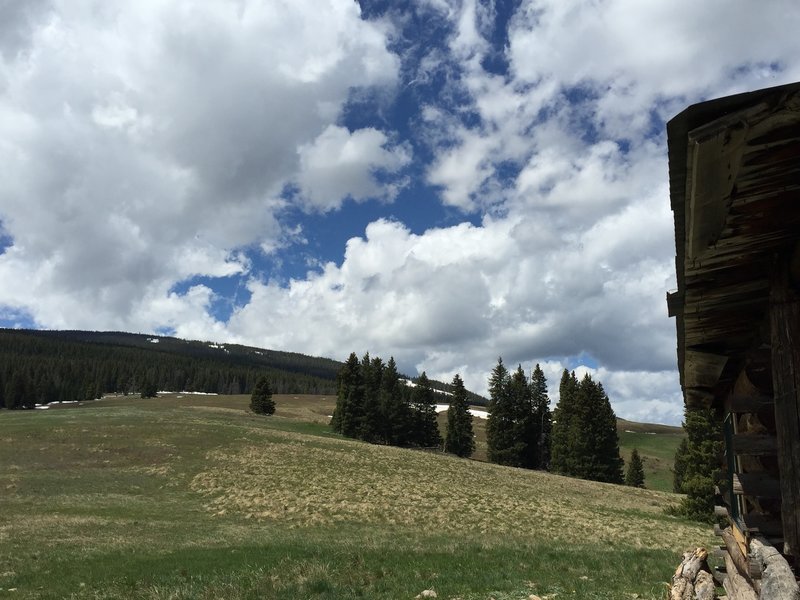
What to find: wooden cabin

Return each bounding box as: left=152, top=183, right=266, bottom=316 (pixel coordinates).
left=668, top=82, right=800, bottom=598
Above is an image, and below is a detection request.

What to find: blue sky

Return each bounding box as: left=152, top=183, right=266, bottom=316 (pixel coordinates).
left=1, top=0, right=799, bottom=424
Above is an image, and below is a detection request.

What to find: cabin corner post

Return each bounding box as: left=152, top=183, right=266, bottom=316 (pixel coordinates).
left=769, top=250, right=800, bottom=558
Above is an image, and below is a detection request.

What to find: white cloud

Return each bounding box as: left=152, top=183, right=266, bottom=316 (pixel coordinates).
left=296, top=125, right=411, bottom=211
left=0, top=0, right=398, bottom=330
left=3, top=1, right=800, bottom=426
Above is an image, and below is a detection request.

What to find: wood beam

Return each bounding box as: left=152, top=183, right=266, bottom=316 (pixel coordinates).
left=732, top=472, right=781, bottom=498
left=732, top=434, right=778, bottom=456
left=769, top=255, right=800, bottom=557
left=727, top=394, right=774, bottom=413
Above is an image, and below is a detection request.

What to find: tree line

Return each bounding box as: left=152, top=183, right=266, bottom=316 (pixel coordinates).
left=332, top=352, right=443, bottom=448
left=333, top=353, right=633, bottom=487
left=0, top=329, right=338, bottom=410
left=485, top=359, right=626, bottom=485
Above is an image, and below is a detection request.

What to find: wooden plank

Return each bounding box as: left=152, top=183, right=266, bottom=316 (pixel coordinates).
left=769, top=254, right=800, bottom=557
left=684, top=350, right=729, bottom=388
left=728, top=394, right=774, bottom=413
left=732, top=472, right=781, bottom=498
left=732, top=434, right=777, bottom=456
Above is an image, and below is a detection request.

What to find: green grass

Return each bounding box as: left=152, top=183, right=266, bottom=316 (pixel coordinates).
left=0, top=395, right=710, bottom=599
left=618, top=427, right=685, bottom=493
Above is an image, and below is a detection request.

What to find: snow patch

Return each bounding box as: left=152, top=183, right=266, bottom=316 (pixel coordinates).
left=400, top=379, right=452, bottom=396
left=434, top=404, right=488, bottom=419
left=147, top=338, right=159, bottom=343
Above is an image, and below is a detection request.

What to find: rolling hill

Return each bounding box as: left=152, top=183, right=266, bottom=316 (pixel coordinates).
left=0, top=392, right=708, bottom=599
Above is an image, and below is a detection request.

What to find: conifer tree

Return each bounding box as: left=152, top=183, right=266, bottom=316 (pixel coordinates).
left=625, top=448, right=645, bottom=487
left=445, top=373, right=474, bottom=457
left=527, top=363, right=552, bottom=469
left=586, top=379, right=624, bottom=484
left=249, top=376, right=275, bottom=415
left=487, top=360, right=554, bottom=469
left=679, top=407, right=722, bottom=520
left=139, top=379, right=158, bottom=399
left=361, top=354, right=385, bottom=443
left=412, top=371, right=442, bottom=448
left=381, top=357, right=410, bottom=445
left=550, top=371, right=623, bottom=483
left=331, top=352, right=363, bottom=436
left=550, top=369, right=578, bottom=474
left=673, top=437, right=690, bottom=493
left=4, top=372, right=29, bottom=409
left=486, top=358, right=519, bottom=465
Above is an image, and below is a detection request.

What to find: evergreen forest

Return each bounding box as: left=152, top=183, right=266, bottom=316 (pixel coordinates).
left=330, top=352, right=445, bottom=449
left=0, top=328, right=341, bottom=409
left=333, top=353, right=627, bottom=487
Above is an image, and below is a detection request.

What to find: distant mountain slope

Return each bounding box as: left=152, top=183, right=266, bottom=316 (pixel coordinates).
left=0, top=329, right=488, bottom=410
left=616, top=418, right=683, bottom=435
left=27, top=329, right=344, bottom=380
left=0, top=328, right=343, bottom=408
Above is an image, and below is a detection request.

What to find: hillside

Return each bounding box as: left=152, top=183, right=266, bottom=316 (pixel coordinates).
left=615, top=419, right=685, bottom=492
left=0, top=329, right=486, bottom=409
left=0, top=393, right=711, bottom=599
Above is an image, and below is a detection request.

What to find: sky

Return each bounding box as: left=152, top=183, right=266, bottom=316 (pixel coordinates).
left=1, top=0, right=799, bottom=425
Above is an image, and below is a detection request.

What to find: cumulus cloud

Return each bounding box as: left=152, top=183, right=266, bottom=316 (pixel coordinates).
left=3, top=1, right=799, bottom=425
left=0, top=0, right=398, bottom=330
left=296, top=125, right=411, bottom=211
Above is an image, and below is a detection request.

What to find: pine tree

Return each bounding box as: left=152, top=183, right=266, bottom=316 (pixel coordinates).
left=625, top=448, right=645, bottom=487
left=550, top=372, right=622, bottom=484
left=550, top=369, right=578, bottom=474
left=249, top=376, right=275, bottom=415
left=361, top=354, right=384, bottom=443
left=140, top=378, right=158, bottom=399
left=486, top=358, right=519, bottom=465
left=445, top=373, right=474, bottom=457
left=4, top=372, right=28, bottom=409
left=526, top=363, right=552, bottom=470
left=673, top=437, right=690, bottom=493
left=381, top=357, right=410, bottom=445
left=587, top=380, right=624, bottom=484
left=486, top=360, right=554, bottom=469
left=679, top=407, right=722, bottom=520
left=412, top=372, right=442, bottom=448
left=331, top=352, right=363, bottom=435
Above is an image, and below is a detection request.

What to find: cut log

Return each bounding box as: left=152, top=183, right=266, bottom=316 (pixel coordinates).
left=750, top=537, right=800, bottom=600
left=722, top=551, right=758, bottom=600
left=715, top=505, right=730, bottom=518
left=695, top=570, right=716, bottom=600
left=670, top=548, right=711, bottom=600
left=721, top=527, right=756, bottom=582
left=669, top=577, right=692, bottom=600
left=680, top=547, right=709, bottom=581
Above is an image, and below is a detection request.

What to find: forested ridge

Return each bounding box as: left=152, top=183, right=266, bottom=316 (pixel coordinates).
left=0, top=329, right=486, bottom=411
left=0, top=328, right=343, bottom=409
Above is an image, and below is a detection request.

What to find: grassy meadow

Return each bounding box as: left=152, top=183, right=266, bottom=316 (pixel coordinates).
left=0, top=394, right=711, bottom=599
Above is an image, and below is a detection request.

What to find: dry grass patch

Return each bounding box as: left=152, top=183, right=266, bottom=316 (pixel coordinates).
left=191, top=430, right=705, bottom=551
